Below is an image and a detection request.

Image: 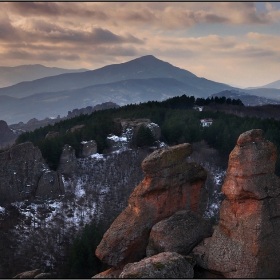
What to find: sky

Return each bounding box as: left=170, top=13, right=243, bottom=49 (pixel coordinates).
left=1, top=2, right=280, bottom=88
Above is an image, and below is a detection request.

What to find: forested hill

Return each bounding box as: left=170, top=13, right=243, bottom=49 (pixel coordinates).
left=15, top=94, right=280, bottom=174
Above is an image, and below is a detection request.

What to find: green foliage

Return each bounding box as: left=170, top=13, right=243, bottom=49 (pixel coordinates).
left=61, top=222, right=108, bottom=278
left=136, top=125, right=156, bottom=147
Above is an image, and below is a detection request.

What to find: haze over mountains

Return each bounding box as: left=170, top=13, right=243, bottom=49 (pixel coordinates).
left=0, top=64, right=88, bottom=88
left=1, top=55, right=280, bottom=124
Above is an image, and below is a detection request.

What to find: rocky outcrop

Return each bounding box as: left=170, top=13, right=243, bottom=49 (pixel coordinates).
left=45, top=131, right=59, bottom=139
left=67, top=102, right=120, bottom=118
left=0, top=142, right=64, bottom=205
left=78, top=140, right=97, bottom=158
left=95, top=143, right=207, bottom=268
left=67, top=124, right=85, bottom=133
left=0, top=120, right=18, bottom=148
left=146, top=210, right=213, bottom=257
left=114, top=118, right=161, bottom=140
left=192, top=129, right=280, bottom=278
left=119, top=252, right=194, bottom=279
left=57, top=144, right=77, bottom=175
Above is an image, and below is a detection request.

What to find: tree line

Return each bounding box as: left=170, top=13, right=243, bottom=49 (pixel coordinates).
left=15, top=94, right=280, bottom=175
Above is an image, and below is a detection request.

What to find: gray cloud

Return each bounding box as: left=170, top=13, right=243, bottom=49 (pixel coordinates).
left=7, top=2, right=108, bottom=20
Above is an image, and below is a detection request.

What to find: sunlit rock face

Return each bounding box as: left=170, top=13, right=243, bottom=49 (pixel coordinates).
left=95, top=143, right=208, bottom=268
left=193, top=129, right=280, bottom=278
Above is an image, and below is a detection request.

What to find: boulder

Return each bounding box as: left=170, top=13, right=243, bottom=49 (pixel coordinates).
left=0, top=142, right=64, bottom=205
left=95, top=143, right=207, bottom=268
left=57, top=144, right=77, bottom=175
left=146, top=210, right=213, bottom=257
left=192, top=129, right=280, bottom=278
left=78, top=140, right=97, bottom=158
left=119, top=252, right=194, bottom=279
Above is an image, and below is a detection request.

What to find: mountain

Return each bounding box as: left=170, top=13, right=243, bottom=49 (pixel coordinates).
left=211, top=90, right=280, bottom=106
left=1, top=77, right=209, bottom=124
left=0, top=55, right=233, bottom=99
left=0, top=64, right=88, bottom=88
left=260, top=79, right=280, bottom=89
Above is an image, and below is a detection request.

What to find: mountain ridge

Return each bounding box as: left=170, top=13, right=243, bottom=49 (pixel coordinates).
left=0, top=64, right=88, bottom=88
left=0, top=55, right=232, bottom=99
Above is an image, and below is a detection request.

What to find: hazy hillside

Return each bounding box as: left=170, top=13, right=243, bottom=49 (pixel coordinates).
left=0, top=65, right=88, bottom=88
left=260, top=79, right=280, bottom=89
left=0, top=55, right=233, bottom=99
left=0, top=78, right=208, bottom=124
left=245, top=88, right=280, bottom=101
left=211, top=90, right=280, bottom=106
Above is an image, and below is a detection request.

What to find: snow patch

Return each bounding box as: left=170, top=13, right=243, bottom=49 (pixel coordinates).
left=0, top=206, right=5, bottom=214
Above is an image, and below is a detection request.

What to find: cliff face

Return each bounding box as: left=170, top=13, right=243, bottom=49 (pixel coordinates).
left=193, top=129, right=280, bottom=278
left=0, top=142, right=64, bottom=205
left=95, top=143, right=208, bottom=269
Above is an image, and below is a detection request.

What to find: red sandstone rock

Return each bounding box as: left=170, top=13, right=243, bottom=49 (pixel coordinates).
left=95, top=143, right=207, bottom=268
left=193, top=129, right=280, bottom=278
left=119, top=252, right=194, bottom=279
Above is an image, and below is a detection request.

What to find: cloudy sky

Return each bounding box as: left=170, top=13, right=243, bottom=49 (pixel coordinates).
left=1, top=2, right=280, bottom=88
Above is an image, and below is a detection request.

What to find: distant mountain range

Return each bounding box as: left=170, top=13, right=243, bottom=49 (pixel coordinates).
left=1, top=55, right=280, bottom=124
left=0, top=64, right=88, bottom=88
left=211, top=90, right=280, bottom=106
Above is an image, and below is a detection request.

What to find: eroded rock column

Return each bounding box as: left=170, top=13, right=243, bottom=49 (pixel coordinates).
left=193, top=129, right=280, bottom=278
left=95, top=143, right=207, bottom=268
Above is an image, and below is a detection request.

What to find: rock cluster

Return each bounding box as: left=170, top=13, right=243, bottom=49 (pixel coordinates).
left=94, top=143, right=209, bottom=278
left=0, top=142, right=64, bottom=205
left=193, top=129, right=280, bottom=278
left=114, top=118, right=161, bottom=142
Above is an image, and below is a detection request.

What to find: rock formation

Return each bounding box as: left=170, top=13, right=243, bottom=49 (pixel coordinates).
left=192, top=129, right=280, bottom=278
left=119, top=252, right=194, bottom=279
left=146, top=210, right=213, bottom=257
left=67, top=102, right=120, bottom=118
left=69, top=124, right=85, bottom=133
left=57, top=144, right=77, bottom=175
left=0, top=142, right=64, bottom=205
left=114, top=118, right=161, bottom=142
left=95, top=143, right=208, bottom=268
left=0, top=120, right=18, bottom=148
left=45, top=131, right=59, bottom=139
left=78, top=140, right=97, bottom=158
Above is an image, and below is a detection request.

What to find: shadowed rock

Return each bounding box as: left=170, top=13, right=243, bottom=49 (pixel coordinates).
left=193, top=129, right=280, bottom=278
left=146, top=210, right=213, bottom=257
left=119, top=252, right=194, bottom=279
left=57, top=144, right=77, bottom=175
left=95, top=143, right=207, bottom=268
left=0, top=142, right=64, bottom=205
